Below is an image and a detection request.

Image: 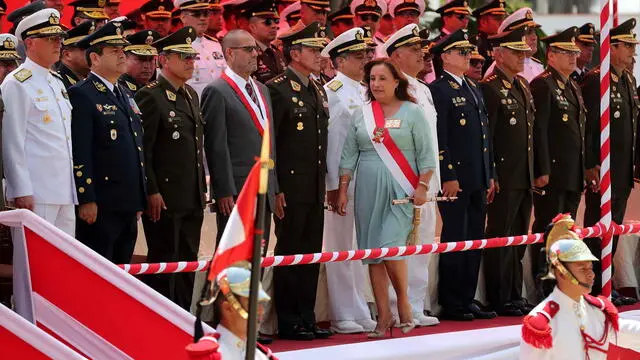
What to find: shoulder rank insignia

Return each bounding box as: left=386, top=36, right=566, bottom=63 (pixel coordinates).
left=125, top=81, right=137, bottom=91
left=448, top=80, right=460, bottom=90
left=166, top=90, right=176, bottom=101
left=66, top=75, right=77, bottom=85
left=502, top=80, right=512, bottom=89
left=531, top=57, right=543, bottom=64
left=611, top=73, right=619, bottom=83
left=13, top=68, right=32, bottom=82
left=147, top=80, right=158, bottom=88
left=49, top=70, right=62, bottom=80
left=290, top=80, right=301, bottom=92
left=204, top=34, right=219, bottom=42
left=93, top=81, right=107, bottom=92
left=327, top=79, right=342, bottom=92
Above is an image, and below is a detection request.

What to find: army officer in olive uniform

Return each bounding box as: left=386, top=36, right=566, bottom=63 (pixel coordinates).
left=530, top=27, right=586, bottom=300
left=135, top=27, right=206, bottom=310
left=118, top=29, right=162, bottom=95
left=266, top=22, right=332, bottom=341
left=70, top=21, right=147, bottom=263
left=56, top=20, right=95, bottom=89
left=481, top=27, right=536, bottom=317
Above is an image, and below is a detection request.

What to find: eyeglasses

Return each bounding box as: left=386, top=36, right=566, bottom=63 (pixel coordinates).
left=261, top=18, right=280, bottom=26
left=453, top=48, right=472, bottom=56
left=470, top=59, right=484, bottom=67
left=186, top=10, right=210, bottom=18
left=614, top=43, right=637, bottom=49
left=358, top=14, right=380, bottom=22
left=230, top=45, right=260, bottom=53
left=171, top=52, right=198, bottom=60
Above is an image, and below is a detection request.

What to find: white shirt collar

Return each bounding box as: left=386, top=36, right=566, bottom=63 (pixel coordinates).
left=551, top=286, right=585, bottom=308
left=445, top=70, right=464, bottom=85
left=224, top=66, right=251, bottom=90
left=216, top=324, right=245, bottom=352
left=91, top=71, right=115, bottom=92
left=24, top=57, right=52, bottom=77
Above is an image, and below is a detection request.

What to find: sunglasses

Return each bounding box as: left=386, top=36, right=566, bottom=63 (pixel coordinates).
left=470, top=59, right=484, bottom=67
left=452, top=48, right=472, bottom=56
left=187, top=10, right=210, bottom=18
left=230, top=45, right=260, bottom=53
left=261, top=17, right=280, bottom=26
left=173, top=52, right=198, bottom=60
left=358, top=14, right=380, bottom=22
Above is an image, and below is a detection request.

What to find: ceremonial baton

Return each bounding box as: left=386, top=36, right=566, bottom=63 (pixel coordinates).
left=392, top=196, right=458, bottom=205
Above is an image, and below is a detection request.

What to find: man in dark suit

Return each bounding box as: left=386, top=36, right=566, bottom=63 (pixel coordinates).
left=70, top=21, right=146, bottom=264
left=119, top=29, right=161, bottom=95
left=201, top=28, right=279, bottom=249
left=582, top=19, right=639, bottom=303
left=530, top=27, right=586, bottom=300
left=134, top=26, right=206, bottom=310
left=480, top=27, right=535, bottom=316
left=55, top=20, right=94, bottom=89
left=429, top=29, right=496, bottom=321
left=266, top=22, right=331, bottom=341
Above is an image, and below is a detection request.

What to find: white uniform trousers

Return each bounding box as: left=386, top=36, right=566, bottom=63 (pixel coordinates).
left=323, top=197, right=371, bottom=322
left=33, top=203, right=75, bottom=237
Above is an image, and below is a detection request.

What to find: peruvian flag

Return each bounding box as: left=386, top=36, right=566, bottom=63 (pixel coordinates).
left=207, top=160, right=261, bottom=282
left=0, top=209, right=215, bottom=359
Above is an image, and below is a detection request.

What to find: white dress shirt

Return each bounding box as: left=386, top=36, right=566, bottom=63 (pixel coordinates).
left=1, top=58, right=76, bottom=204
left=187, top=35, right=227, bottom=98
left=216, top=325, right=268, bottom=360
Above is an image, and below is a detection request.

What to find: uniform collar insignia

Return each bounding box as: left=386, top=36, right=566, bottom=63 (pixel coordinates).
left=290, top=80, right=301, bottom=92
left=66, top=75, right=76, bottom=85
left=500, top=88, right=509, bottom=97
left=502, top=79, right=512, bottom=89
left=556, top=79, right=565, bottom=90
left=448, top=80, right=460, bottom=89
left=93, top=81, right=107, bottom=92
left=166, top=89, right=176, bottom=101
left=125, top=81, right=137, bottom=91
left=611, top=73, right=619, bottom=82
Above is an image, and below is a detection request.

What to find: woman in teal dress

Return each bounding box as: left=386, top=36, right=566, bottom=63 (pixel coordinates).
left=337, top=59, right=436, bottom=338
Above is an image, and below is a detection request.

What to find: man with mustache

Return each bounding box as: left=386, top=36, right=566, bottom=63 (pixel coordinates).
left=175, top=0, right=226, bottom=98
left=118, top=29, right=162, bottom=95
left=69, top=21, right=146, bottom=262
left=134, top=26, right=206, bottom=309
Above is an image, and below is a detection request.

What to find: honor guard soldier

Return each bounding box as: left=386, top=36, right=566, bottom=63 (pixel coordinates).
left=351, top=0, right=387, bottom=57
left=237, top=0, right=286, bottom=84
left=327, top=7, right=354, bottom=37
left=267, top=22, right=332, bottom=341
left=582, top=19, right=639, bottom=304
left=481, top=27, right=536, bottom=317
left=140, top=0, right=174, bottom=37
left=471, top=0, right=507, bottom=76
left=484, top=8, right=543, bottom=82
left=70, top=21, right=146, bottom=263
left=55, top=21, right=95, bottom=89
left=68, top=0, right=109, bottom=27
left=571, top=23, right=597, bottom=84
left=119, top=29, right=161, bottom=95
left=520, top=214, right=640, bottom=359
left=429, top=29, right=496, bottom=321
left=0, top=34, right=20, bottom=83
left=280, top=1, right=300, bottom=29
left=432, top=0, right=472, bottom=77
left=321, top=28, right=376, bottom=334
left=2, top=9, right=77, bottom=235
left=135, top=26, right=206, bottom=309
left=175, top=0, right=226, bottom=98
left=530, top=27, right=586, bottom=300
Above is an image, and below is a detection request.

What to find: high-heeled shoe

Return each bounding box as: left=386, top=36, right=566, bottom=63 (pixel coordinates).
left=367, top=319, right=396, bottom=339
left=398, top=321, right=416, bottom=335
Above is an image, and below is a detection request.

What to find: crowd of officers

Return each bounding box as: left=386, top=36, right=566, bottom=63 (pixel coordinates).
left=0, top=0, right=639, bottom=347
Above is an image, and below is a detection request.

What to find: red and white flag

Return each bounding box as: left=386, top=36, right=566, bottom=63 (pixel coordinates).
left=0, top=209, right=215, bottom=360
left=207, top=160, right=261, bottom=282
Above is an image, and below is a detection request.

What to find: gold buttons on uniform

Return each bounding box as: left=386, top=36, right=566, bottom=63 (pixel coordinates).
left=76, top=171, right=82, bottom=177
left=439, top=155, right=444, bottom=161
left=562, top=114, right=568, bottom=122
left=448, top=164, right=453, bottom=170
left=459, top=119, right=466, bottom=126
left=290, top=170, right=295, bottom=174
left=79, top=187, right=85, bottom=193
left=105, top=176, right=109, bottom=180
left=86, top=178, right=92, bottom=184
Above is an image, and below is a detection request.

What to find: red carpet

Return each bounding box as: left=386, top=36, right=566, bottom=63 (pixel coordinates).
left=270, top=303, right=640, bottom=354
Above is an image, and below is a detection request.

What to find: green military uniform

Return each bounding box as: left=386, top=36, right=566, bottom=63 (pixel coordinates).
left=55, top=20, right=96, bottom=89
left=118, top=30, right=162, bottom=95
left=134, top=27, right=206, bottom=310
left=530, top=27, right=587, bottom=300
left=481, top=27, right=536, bottom=316
left=267, top=22, right=331, bottom=340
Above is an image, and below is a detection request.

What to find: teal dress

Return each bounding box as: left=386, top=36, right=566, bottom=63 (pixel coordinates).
left=340, top=101, right=437, bottom=264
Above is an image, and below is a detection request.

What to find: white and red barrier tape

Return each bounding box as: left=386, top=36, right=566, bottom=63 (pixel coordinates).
left=118, top=222, right=640, bottom=276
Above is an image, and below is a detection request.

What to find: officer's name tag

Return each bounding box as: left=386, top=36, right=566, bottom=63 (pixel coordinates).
left=293, top=107, right=307, bottom=114
left=385, top=119, right=401, bottom=128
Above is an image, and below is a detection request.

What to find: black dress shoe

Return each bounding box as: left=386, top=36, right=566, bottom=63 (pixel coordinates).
left=307, top=325, right=333, bottom=339
left=440, top=308, right=474, bottom=321
left=496, top=303, right=524, bottom=317
left=612, top=297, right=624, bottom=307
left=468, top=303, right=497, bottom=319
left=513, top=299, right=536, bottom=313
left=257, top=335, right=273, bottom=345
left=279, top=325, right=315, bottom=341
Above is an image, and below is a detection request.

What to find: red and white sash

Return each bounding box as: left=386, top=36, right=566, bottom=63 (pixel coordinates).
left=363, top=101, right=419, bottom=196
left=220, top=69, right=270, bottom=136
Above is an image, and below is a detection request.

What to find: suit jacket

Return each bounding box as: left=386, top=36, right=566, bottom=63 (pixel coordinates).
left=481, top=67, right=535, bottom=190
left=201, top=72, right=278, bottom=210
left=531, top=66, right=586, bottom=192
left=267, top=67, right=329, bottom=204
left=430, top=72, right=493, bottom=191
left=69, top=73, right=146, bottom=212
left=582, top=66, right=638, bottom=191
left=135, top=75, right=206, bottom=211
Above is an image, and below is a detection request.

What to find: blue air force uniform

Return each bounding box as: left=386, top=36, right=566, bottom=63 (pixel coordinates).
left=70, top=22, right=146, bottom=263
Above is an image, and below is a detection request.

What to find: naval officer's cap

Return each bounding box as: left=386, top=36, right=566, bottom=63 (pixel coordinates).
left=15, top=8, right=66, bottom=42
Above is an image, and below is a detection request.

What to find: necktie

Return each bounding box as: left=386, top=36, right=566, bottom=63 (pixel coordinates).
left=114, top=86, right=126, bottom=106
left=461, top=80, right=477, bottom=105
left=245, top=81, right=259, bottom=106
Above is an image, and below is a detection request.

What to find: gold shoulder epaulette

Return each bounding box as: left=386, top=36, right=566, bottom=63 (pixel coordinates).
left=531, top=57, right=543, bottom=64
left=13, top=68, right=32, bottom=82
left=481, top=74, right=497, bottom=83
left=326, top=79, right=342, bottom=92
left=147, top=80, right=159, bottom=88
left=272, top=75, right=287, bottom=84
left=204, top=34, right=219, bottom=42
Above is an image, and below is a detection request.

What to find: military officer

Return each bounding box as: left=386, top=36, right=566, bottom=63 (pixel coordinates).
left=361, top=25, right=378, bottom=61
left=119, top=29, right=161, bottom=95
left=571, top=23, right=597, bottom=84
left=471, top=0, right=507, bottom=76
left=205, top=0, right=224, bottom=39
left=134, top=26, right=205, bottom=309
left=465, top=49, right=485, bottom=81
left=327, top=7, right=354, bottom=37
left=68, top=0, right=109, bottom=27
left=0, top=34, right=20, bottom=83
left=267, top=22, right=331, bottom=341
left=280, top=1, right=300, bottom=29
left=2, top=9, right=76, bottom=235
left=55, top=20, right=95, bottom=89
left=432, top=0, right=472, bottom=77
left=429, top=29, right=496, bottom=321
left=140, top=0, right=174, bottom=37
left=530, top=27, right=586, bottom=301
left=237, top=0, right=286, bottom=84
left=104, top=0, right=121, bottom=19
left=297, top=0, right=329, bottom=27
left=70, top=21, right=146, bottom=263
left=388, top=0, right=425, bottom=30
left=351, top=0, right=387, bottom=54
left=582, top=19, right=639, bottom=301
left=175, top=0, right=226, bottom=98
left=481, top=27, right=535, bottom=317
left=484, top=8, right=543, bottom=82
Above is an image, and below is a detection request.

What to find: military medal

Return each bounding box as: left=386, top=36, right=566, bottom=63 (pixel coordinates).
left=292, top=97, right=298, bottom=103
left=43, top=114, right=52, bottom=124
left=500, top=88, right=509, bottom=97
left=507, top=99, right=512, bottom=104
left=298, top=101, right=304, bottom=106
left=459, top=119, right=466, bottom=126
left=172, top=131, right=180, bottom=139
left=110, top=129, right=117, bottom=140
left=562, top=114, right=569, bottom=122
left=509, top=118, right=517, bottom=125
left=372, top=127, right=385, bottom=143
left=614, top=110, right=620, bottom=118
left=501, top=99, right=507, bottom=104
left=169, top=111, right=175, bottom=117
left=297, top=122, right=304, bottom=130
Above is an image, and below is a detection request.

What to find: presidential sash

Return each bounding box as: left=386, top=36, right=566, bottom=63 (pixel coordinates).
left=363, top=101, right=419, bottom=196
left=220, top=70, right=269, bottom=136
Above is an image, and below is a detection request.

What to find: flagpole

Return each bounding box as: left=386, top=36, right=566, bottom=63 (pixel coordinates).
left=246, top=120, right=271, bottom=360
